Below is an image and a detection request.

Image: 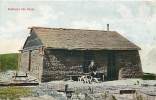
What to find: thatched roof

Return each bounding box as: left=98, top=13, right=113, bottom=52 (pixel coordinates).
left=31, top=27, right=141, bottom=50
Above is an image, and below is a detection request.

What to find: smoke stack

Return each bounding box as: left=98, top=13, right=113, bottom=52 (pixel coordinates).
left=107, top=24, right=109, bottom=31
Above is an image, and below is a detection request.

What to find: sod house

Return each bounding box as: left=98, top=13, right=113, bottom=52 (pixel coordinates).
left=20, top=27, right=143, bottom=82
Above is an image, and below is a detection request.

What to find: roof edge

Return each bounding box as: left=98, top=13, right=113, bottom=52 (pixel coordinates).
left=28, top=26, right=110, bottom=32
left=45, top=47, right=141, bottom=50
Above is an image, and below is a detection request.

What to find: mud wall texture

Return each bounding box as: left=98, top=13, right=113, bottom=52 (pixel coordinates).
left=20, top=49, right=143, bottom=82
left=41, top=49, right=108, bottom=82
left=20, top=49, right=43, bottom=81
left=117, top=50, right=143, bottom=79
left=29, top=49, right=43, bottom=81
left=20, top=51, right=29, bottom=73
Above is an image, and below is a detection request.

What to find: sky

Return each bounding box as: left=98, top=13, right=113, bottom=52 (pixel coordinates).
left=0, top=0, right=156, bottom=73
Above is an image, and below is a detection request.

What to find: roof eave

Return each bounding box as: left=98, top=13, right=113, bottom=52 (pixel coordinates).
left=45, top=47, right=141, bottom=50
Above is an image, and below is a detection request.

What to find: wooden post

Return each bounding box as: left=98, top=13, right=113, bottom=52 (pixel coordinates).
left=17, top=53, right=21, bottom=70
left=28, top=50, right=32, bottom=71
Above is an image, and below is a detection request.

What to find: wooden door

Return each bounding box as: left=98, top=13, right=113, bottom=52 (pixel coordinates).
left=107, top=51, right=118, bottom=80
left=28, top=50, right=32, bottom=71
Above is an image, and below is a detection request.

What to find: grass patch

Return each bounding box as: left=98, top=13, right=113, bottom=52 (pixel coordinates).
left=0, top=86, right=32, bottom=100
left=142, top=73, right=156, bottom=80
left=0, top=53, right=20, bottom=71
left=111, top=95, right=117, bottom=100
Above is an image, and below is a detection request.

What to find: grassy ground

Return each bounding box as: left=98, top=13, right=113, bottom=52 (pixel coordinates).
left=0, top=53, right=19, bottom=71
left=0, top=86, right=32, bottom=100
left=142, top=73, right=156, bottom=80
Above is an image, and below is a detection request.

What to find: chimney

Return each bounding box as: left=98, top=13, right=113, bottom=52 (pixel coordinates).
left=107, top=24, right=109, bottom=31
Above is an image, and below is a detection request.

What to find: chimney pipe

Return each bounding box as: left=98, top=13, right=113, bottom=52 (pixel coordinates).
left=107, top=24, right=109, bottom=31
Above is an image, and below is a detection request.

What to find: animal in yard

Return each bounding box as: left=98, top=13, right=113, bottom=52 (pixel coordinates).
left=78, top=75, right=92, bottom=84
left=92, top=78, right=99, bottom=83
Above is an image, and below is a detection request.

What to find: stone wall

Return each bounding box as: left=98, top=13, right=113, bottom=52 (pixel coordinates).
left=117, top=50, right=143, bottom=79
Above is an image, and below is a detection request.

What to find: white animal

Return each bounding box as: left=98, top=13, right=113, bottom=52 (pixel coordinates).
left=92, top=78, right=99, bottom=83
left=78, top=75, right=93, bottom=84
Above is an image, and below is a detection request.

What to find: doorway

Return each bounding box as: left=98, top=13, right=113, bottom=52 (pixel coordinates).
left=83, top=51, right=94, bottom=73
left=107, top=51, right=118, bottom=80
left=28, top=50, right=32, bottom=71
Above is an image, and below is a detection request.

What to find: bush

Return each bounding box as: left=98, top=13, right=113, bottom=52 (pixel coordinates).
left=0, top=53, right=19, bottom=71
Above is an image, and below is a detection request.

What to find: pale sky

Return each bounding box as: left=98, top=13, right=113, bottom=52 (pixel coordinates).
left=0, top=0, right=156, bottom=73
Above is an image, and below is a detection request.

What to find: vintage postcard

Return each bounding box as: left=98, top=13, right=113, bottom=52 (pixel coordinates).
left=0, top=0, right=156, bottom=100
